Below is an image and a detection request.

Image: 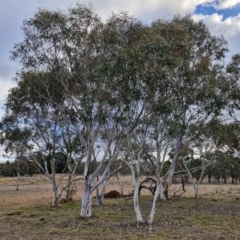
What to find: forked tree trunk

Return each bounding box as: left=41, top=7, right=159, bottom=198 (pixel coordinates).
left=96, top=175, right=109, bottom=206
left=42, top=157, right=58, bottom=206
left=194, top=165, right=207, bottom=199
left=183, top=158, right=207, bottom=199
left=166, top=138, right=182, bottom=183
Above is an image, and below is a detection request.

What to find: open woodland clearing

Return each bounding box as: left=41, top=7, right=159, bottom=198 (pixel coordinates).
left=1, top=5, right=240, bottom=238
left=0, top=175, right=240, bottom=239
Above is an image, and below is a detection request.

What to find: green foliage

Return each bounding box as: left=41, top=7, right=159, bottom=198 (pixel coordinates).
left=0, top=159, right=39, bottom=177
left=1, top=3, right=240, bottom=193
left=12, top=158, right=29, bottom=176
left=54, top=152, right=68, bottom=173
left=27, top=161, right=38, bottom=176
left=0, top=161, right=14, bottom=177
left=162, top=160, right=171, bottom=175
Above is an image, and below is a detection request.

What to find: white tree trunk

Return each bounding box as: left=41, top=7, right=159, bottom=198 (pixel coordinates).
left=159, top=182, right=166, bottom=200
left=96, top=176, right=108, bottom=206
left=133, top=181, right=144, bottom=222
left=166, top=138, right=182, bottom=183
left=66, top=172, right=72, bottom=201
left=52, top=181, right=58, bottom=207
left=80, top=180, right=92, bottom=217
left=148, top=159, right=161, bottom=227
left=116, top=172, right=123, bottom=196
left=66, top=154, right=73, bottom=201
left=130, top=165, right=137, bottom=186
left=148, top=183, right=160, bottom=228
left=96, top=174, right=100, bottom=206
left=183, top=158, right=207, bottom=199
left=195, top=184, right=200, bottom=199
left=133, top=161, right=144, bottom=222
left=50, top=156, right=59, bottom=208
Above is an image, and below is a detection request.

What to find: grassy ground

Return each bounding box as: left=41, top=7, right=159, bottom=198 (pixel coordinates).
left=1, top=176, right=240, bottom=239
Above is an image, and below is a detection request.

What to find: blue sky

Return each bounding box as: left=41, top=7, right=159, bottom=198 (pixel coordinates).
left=0, top=0, right=240, bottom=162
left=195, top=1, right=240, bottom=20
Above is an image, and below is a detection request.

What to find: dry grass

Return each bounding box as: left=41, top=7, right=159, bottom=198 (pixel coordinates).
left=1, top=175, right=240, bottom=239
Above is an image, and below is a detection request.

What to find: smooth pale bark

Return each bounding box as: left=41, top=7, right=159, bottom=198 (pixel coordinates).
left=127, top=133, right=145, bottom=223
left=66, top=173, right=73, bottom=201
left=127, top=149, right=144, bottom=222
left=183, top=158, right=207, bottom=199
left=159, top=183, right=166, bottom=200
left=16, top=171, right=20, bottom=191
left=148, top=157, right=161, bottom=227
left=80, top=180, right=92, bottom=217
left=132, top=160, right=144, bottom=222
left=52, top=181, right=58, bottom=207
left=133, top=177, right=144, bottom=222
left=66, top=153, right=73, bottom=201
left=29, top=154, right=66, bottom=206
left=148, top=183, right=160, bottom=228
left=87, top=140, right=126, bottom=206
left=96, top=176, right=108, bottom=206
left=50, top=156, right=59, bottom=207
left=194, top=164, right=207, bottom=199
left=80, top=132, right=94, bottom=217
left=80, top=155, right=92, bottom=216
left=130, top=164, right=137, bottom=186
left=95, top=175, right=100, bottom=206
left=116, top=172, right=123, bottom=196
left=166, top=138, right=182, bottom=184
left=84, top=142, right=123, bottom=208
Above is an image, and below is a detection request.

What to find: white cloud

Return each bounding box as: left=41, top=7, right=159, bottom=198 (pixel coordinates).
left=0, top=80, right=16, bottom=121
left=1, top=0, right=240, bottom=162
left=193, top=13, right=240, bottom=59
left=198, top=0, right=240, bottom=9
left=1, top=0, right=240, bottom=107
left=215, top=0, right=240, bottom=9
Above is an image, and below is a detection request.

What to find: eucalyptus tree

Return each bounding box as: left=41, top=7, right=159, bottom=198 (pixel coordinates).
left=0, top=114, right=33, bottom=190
left=65, top=10, right=148, bottom=217
left=209, top=121, right=240, bottom=183
left=6, top=2, right=239, bottom=224
left=118, top=17, right=194, bottom=226
left=180, top=122, right=223, bottom=198
left=153, top=15, right=233, bottom=188
left=9, top=4, right=149, bottom=217
left=57, top=113, right=85, bottom=202
left=129, top=14, right=237, bottom=225
left=1, top=71, right=71, bottom=206
left=226, top=54, right=240, bottom=119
